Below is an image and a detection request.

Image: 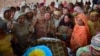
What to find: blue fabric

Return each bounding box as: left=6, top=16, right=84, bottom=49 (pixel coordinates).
left=23, top=45, right=52, bottom=56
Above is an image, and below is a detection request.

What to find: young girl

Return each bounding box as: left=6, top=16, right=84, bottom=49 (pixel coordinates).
left=70, top=14, right=90, bottom=53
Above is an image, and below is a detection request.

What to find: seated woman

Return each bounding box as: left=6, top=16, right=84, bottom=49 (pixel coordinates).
left=0, top=19, right=14, bottom=56
left=76, top=33, right=100, bottom=56
left=70, top=14, right=90, bottom=54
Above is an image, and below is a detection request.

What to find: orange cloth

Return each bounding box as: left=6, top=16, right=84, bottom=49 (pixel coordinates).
left=70, top=14, right=90, bottom=52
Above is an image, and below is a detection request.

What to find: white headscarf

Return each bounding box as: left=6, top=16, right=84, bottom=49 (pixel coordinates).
left=25, top=7, right=31, bottom=13
left=30, top=3, right=36, bottom=10
left=20, top=1, right=26, bottom=8
left=0, top=7, right=10, bottom=20
left=13, top=11, right=25, bottom=21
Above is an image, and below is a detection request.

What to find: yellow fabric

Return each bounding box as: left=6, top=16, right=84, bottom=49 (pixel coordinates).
left=88, top=20, right=96, bottom=36
left=29, top=49, right=45, bottom=56
left=90, top=11, right=99, bottom=16
left=94, top=21, right=100, bottom=33
left=0, top=34, right=13, bottom=54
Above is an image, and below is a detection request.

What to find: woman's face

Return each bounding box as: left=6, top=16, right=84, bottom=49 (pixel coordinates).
left=76, top=17, right=84, bottom=26
left=40, top=6, right=45, bottom=14
left=45, top=13, right=51, bottom=20
left=32, top=9, right=37, bottom=15
left=17, top=15, right=25, bottom=24
left=63, top=8, right=69, bottom=15
left=64, top=15, right=70, bottom=22
left=26, top=12, right=33, bottom=19
left=4, top=10, right=11, bottom=20
left=90, top=15, right=98, bottom=22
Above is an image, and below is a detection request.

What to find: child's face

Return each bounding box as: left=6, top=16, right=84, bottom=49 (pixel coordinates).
left=63, top=8, right=69, bottom=14
left=45, top=13, right=51, bottom=20
left=76, top=17, right=84, bottom=26
left=17, top=15, right=25, bottom=24
left=64, top=15, right=70, bottom=23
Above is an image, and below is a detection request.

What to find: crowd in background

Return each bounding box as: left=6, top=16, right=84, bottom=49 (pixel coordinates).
left=0, top=0, right=100, bottom=56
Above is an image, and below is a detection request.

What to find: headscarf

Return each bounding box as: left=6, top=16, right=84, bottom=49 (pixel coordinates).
left=25, top=7, right=32, bottom=13
left=91, top=34, right=100, bottom=51
left=75, top=14, right=90, bottom=38
left=90, top=11, right=99, bottom=16
left=20, top=1, right=26, bottom=8
left=53, top=10, right=61, bottom=16
left=13, top=11, right=25, bottom=21
left=0, top=7, right=10, bottom=20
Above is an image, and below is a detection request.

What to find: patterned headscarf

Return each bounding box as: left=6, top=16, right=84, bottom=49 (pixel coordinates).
left=91, top=34, right=100, bottom=51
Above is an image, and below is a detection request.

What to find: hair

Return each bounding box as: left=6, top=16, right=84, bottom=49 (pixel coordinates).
left=16, top=6, right=20, bottom=11
left=63, top=13, right=73, bottom=21
left=69, top=3, right=74, bottom=8
left=50, top=1, right=55, bottom=7
left=59, top=3, right=64, bottom=8
left=59, top=13, right=74, bottom=29
left=10, top=6, right=16, bottom=12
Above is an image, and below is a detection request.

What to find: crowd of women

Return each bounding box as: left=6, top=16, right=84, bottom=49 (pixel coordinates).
left=0, top=0, right=100, bottom=56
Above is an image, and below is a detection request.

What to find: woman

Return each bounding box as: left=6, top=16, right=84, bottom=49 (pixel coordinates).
left=70, top=14, right=90, bottom=53
left=88, top=11, right=99, bottom=37
left=59, top=14, right=74, bottom=29
left=12, top=11, right=34, bottom=55
left=61, top=7, right=70, bottom=19
left=25, top=7, right=34, bottom=25
left=76, top=34, right=100, bottom=56
left=56, top=14, right=74, bottom=42
left=0, top=19, right=14, bottom=56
